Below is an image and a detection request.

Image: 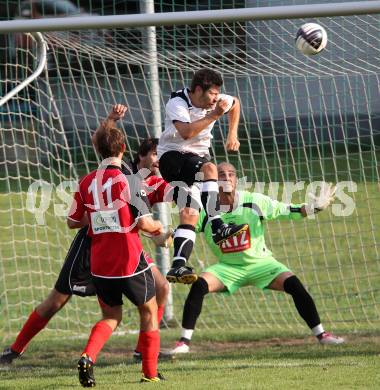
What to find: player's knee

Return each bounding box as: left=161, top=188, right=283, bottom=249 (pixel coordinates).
left=36, top=303, right=61, bottom=319
left=139, top=308, right=158, bottom=331
left=36, top=293, right=69, bottom=319
left=156, top=280, right=169, bottom=305
left=188, top=277, right=209, bottom=299
left=105, top=318, right=121, bottom=331
left=139, top=299, right=158, bottom=318
left=180, top=208, right=199, bottom=225
left=200, top=162, right=217, bottom=178
left=283, top=275, right=309, bottom=297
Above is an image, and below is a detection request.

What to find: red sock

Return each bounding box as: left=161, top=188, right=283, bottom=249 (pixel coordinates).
left=139, top=330, right=159, bottom=378
left=157, top=305, right=165, bottom=325
left=135, top=307, right=164, bottom=354
left=135, top=333, right=143, bottom=354
left=11, top=310, right=49, bottom=353
left=82, top=321, right=113, bottom=363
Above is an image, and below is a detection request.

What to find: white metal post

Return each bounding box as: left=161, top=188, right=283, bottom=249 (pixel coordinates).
left=0, top=32, right=47, bottom=107
left=140, top=0, right=174, bottom=323
left=1, top=2, right=380, bottom=33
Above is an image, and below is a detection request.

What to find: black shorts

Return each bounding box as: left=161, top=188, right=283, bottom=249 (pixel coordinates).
left=54, top=227, right=96, bottom=297
left=159, top=151, right=209, bottom=187
left=93, top=254, right=155, bottom=307
left=159, top=151, right=208, bottom=209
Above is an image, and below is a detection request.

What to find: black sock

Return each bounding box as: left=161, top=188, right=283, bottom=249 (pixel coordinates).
left=200, top=180, right=224, bottom=232
left=179, top=337, right=191, bottom=345
left=182, top=277, right=209, bottom=330
left=283, top=275, right=321, bottom=329
left=172, top=224, right=196, bottom=268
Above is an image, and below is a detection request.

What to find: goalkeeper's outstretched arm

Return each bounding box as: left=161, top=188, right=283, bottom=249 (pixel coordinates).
left=303, top=182, right=337, bottom=216
left=257, top=182, right=336, bottom=221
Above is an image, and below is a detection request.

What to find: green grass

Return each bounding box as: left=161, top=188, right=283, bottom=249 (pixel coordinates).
left=0, top=332, right=379, bottom=389
left=0, top=163, right=379, bottom=388
left=1, top=181, right=380, bottom=341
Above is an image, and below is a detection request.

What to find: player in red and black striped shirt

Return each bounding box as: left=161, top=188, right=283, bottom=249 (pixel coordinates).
left=68, top=120, right=164, bottom=385
left=0, top=106, right=173, bottom=370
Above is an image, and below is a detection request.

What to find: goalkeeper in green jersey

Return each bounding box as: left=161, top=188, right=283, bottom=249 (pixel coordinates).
left=171, top=162, right=344, bottom=354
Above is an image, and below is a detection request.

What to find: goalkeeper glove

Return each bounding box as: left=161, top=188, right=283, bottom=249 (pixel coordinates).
left=305, top=182, right=336, bottom=215
left=142, top=228, right=174, bottom=248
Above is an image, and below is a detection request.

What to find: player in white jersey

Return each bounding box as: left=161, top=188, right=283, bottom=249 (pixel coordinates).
left=157, top=68, right=248, bottom=284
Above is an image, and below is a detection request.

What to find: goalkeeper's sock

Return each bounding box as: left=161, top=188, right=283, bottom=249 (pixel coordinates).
left=283, top=275, right=321, bottom=330
left=182, top=277, right=209, bottom=330
left=179, top=328, right=193, bottom=344
left=11, top=310, right=49, bottom=353
left=200, top=180, right=225, bottom=233
left=172, top=225, right=196, bottom=268
left=312, top=325, right=325, bottom=338
left=82, top=320, right=113, bottom=363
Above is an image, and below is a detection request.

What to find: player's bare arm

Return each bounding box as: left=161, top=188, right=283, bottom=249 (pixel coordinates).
left=174, top=98, right=229, bottom=140
left=106, top=104, right=128, bottom=123
left=93, top=104, right=128, bottom=138
left=225, top=96, right=241, bottom=152
left=67, top=213, right=89, bottom=229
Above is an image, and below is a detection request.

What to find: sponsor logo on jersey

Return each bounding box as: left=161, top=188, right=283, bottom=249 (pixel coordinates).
left=220, top=227, right=251, bottom=253
left=91, top=210, right=121, bottom=234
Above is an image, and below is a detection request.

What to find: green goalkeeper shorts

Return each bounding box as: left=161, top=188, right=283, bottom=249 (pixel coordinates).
left=204, top=257, right=291, bottom=295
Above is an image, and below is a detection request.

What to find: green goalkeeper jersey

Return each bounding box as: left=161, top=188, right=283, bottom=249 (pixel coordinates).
left=195, top=191, right=304, bottom=265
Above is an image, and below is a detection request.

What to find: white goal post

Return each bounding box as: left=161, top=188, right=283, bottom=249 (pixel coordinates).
left=0, top=1, right=380, bottom=32
left=1, top=1, right=380, bottom=340
left=0, top=33, right=47, bottom=107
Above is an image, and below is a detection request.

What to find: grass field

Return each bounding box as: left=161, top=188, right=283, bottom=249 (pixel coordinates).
left=0, top=331, right=379, bottom=389
left=1, top=181, right=380, bottom=341
left=1, top=177, right=380, bottom=389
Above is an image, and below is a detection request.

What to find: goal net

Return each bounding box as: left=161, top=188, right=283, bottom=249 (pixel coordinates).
left=1, top=9, right=380, bottom=341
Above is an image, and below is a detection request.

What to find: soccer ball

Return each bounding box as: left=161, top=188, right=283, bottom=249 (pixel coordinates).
left=295, top=23, right=327, bottom=55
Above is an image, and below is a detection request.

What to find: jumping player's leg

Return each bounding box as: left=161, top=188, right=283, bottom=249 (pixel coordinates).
left=168, top=206, right=199, bottom=284
left=160, top=152, right=205, bottom=284
left=268, top=272, right=344, bottom=345
left=199, top=162, right=248, bottom=245
left=160, top=152, right=247, bottom=284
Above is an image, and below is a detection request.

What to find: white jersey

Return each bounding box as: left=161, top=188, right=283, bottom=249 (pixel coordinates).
left=157, top=88, right=234, bottom=158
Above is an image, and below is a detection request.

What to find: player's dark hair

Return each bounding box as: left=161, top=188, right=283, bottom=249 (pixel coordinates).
left=133, top=138, right=159, bottom=164
left=93, top=122, right=125, bottom=159
left=190, top=68, right=223, bottom=93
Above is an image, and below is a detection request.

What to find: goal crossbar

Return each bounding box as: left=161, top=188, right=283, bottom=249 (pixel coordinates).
left=0, top=1, right=380, bottom=33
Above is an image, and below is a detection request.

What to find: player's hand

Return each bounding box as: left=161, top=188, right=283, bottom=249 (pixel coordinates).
left=226, top=135, right=240, bottom=152
left=305, top=182, right=336, bottom=214
left=107, top=104, right=128, bottom=121
left=210, top=98, right=230, bottom=119
left=142, top=227, right=174, bottom=248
